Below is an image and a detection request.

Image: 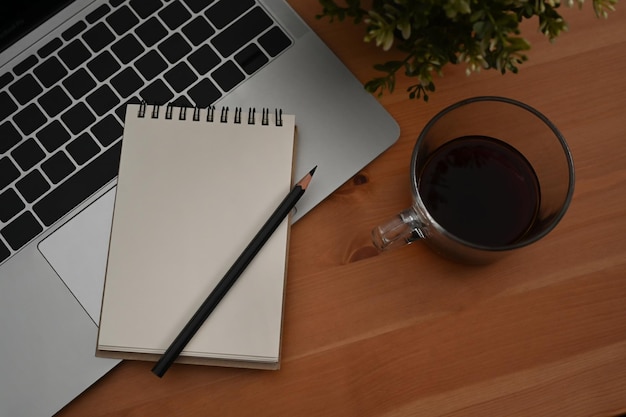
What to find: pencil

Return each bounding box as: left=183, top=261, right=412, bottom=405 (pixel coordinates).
left=151, top=166, right=317, bottom=377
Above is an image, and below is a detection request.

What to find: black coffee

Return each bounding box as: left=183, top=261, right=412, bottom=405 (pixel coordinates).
left=418, top=136, right=540, bottom=247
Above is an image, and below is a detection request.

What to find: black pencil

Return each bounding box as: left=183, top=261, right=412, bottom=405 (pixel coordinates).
left=151, top=166, right=317, bottom=377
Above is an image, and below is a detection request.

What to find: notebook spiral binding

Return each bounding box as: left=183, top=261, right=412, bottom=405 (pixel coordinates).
left=137, top=102, right=284, bottom=126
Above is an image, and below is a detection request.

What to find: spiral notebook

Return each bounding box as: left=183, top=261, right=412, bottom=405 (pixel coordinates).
left=96, top=103, right=296, bottom=369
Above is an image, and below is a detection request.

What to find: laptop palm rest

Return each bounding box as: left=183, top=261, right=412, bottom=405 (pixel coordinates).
left=39, top=187, right=117, bottom=324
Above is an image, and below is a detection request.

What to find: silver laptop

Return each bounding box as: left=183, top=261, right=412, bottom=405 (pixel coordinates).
left=0, top=0, right=399, bottom=415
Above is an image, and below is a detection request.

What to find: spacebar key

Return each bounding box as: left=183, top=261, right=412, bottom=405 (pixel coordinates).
left=34, top=142, right=122, bottom=226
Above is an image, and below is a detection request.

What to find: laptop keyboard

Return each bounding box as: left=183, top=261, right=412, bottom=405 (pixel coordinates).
left=0, top=0, right=293, bottom=264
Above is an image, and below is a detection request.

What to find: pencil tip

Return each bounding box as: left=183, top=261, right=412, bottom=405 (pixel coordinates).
left=297, top=166, right=317, bottom=190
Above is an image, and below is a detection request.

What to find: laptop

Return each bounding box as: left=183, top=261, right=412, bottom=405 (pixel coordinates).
left=0, top=0, right=399, bottom=415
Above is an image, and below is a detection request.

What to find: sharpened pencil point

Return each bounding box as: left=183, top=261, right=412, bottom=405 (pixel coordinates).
left=297, top=167, right=317, bottom=190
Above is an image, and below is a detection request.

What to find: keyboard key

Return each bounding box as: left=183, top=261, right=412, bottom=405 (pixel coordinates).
left=111, top=34, right=145, bottom=64
left=37, top=120, right=71, bottom=152
left=87, top=51, right=121, bottom=82
left=16, top=170, right=50, bottom=203
left=188, top=44, right=220, bottom=75
left=63, top=68, right=97, bottom=99
left=0, top=72, right=14, bottom=89
left=59, top=39, right=92, bottom=70
left=0, top=92, right=18, bottom=121
left=61, top=103, right=96, bottom=135
left=164, top=62, right=197, bottom=92
left=38, top=38, right=63, bottom=58
left=87, top=85, right=121, bottom=116
left=13, top=104, right=47, bottom=136
left=140, top=79, right=173, bottom=104
left=83, top=22, right=116, bottom=53
left=33, top=56, right=68, bottom=88
left=67, top=132, right=100, bottom=165
left=135, top=50, right=168, bottom=80
left=91, top=115, right=123, bottom=146
left=42, top=151, right=76, bottom=184
left=206, top=0, right=255, bottom=29
left=211, top=60, right=244, bottom=92
left=211, top=7, right=272, bottom=57
left=188, top=79, right=221, bottom=107
left=135, top=16, right=167, bottom=47
left=158, top=33, right=191, bottom=63
left=0, top=157, right=20, bottom=190
left=62, top=21, right=87, bottom=41
left=107, top=5, right=140, bottom=35
left=0, top=189, right=24, bottom=223
left=235, top=43, right=268, bottom=75
left=33, top=141, right=122, bottom=227
left=130, top=0, right=163, bottom=18
left=11, top=138, right=45, bottom=171
left=111, top=67, right=144, bottom=98
left=110, top=0, right=125, bottom=7
left=38, top=86, right=72, bottom=118
left=14, top=55, right=39, bottom=76
left=86, top=4, right=111, bottom=24
left=0, top=241, right=9, bottom=262
left=0, top=121, right=21, bottom=153
left=1, top=211, right=43, bottom=251
left=159, top=1, right=191, bottom=30
left=182, top=0, right=214, bottom=13
left=182, top=15, right=215, bottom=46
left=259, top=26, right=292, bottom=57
left=9, top=74, right=43, bottom=105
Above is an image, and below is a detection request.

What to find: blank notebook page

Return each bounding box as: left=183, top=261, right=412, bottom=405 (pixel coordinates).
left=97, top=104, right=295, bottom=365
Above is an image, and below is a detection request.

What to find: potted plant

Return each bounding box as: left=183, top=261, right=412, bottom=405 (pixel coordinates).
left=318, top=0, right=618, bottom=101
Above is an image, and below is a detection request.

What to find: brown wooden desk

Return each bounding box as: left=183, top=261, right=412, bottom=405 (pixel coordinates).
left=57, top=2, right=626, bottom=416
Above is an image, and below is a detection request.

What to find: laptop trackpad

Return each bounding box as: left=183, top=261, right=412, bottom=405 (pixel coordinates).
left=38, top=188, right=116, bottom=324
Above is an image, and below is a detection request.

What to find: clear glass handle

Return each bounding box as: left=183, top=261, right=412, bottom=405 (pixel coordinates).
left=372, top=207, right=424, bottom=251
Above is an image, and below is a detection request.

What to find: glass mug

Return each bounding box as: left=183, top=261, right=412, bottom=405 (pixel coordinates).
left=372, top=96, right=575, bottom=263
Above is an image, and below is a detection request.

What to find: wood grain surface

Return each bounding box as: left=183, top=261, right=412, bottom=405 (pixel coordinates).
left=56, top=1, right=626, bottom=416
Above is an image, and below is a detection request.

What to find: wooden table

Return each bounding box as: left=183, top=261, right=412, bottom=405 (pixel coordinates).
left=57, top=2, right=626, bottom=416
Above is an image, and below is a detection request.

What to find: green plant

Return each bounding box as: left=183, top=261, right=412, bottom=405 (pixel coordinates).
left=318, top=0, right=618, bottom=101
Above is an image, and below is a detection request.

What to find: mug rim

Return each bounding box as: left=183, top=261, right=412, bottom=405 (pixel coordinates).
left=410, top=96, right=576, bottom=252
